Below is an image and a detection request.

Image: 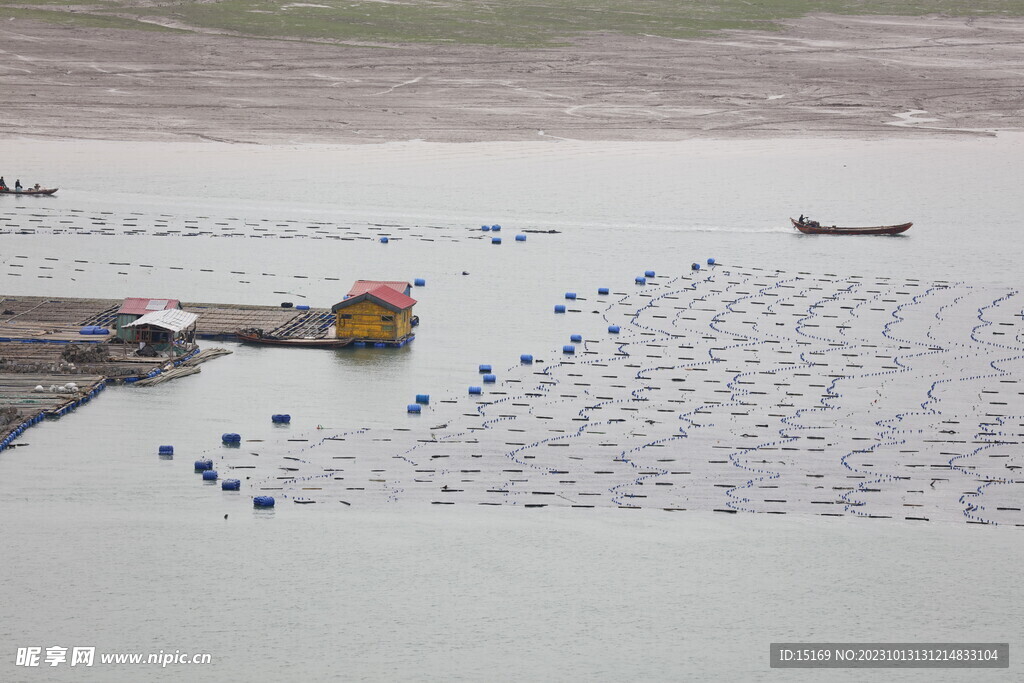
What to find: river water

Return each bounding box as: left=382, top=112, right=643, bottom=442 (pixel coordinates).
left=0, top=135, right=1021, bottom=681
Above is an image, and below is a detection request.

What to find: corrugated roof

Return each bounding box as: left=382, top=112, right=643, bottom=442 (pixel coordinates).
left=346, top=280, right=411, bottom=297
left=332, top=285, right=416, bottom=313
left=118, top=298, right=180, bottom=316
left=123, top=309, right=199, bottom=333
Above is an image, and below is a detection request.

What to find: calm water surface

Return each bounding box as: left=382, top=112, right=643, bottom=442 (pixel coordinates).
left=0, top=136, right=1021, bottom=681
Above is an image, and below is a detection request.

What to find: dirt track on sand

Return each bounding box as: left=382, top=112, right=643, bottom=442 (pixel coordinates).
left=1, top=14, right=1022, bottom=143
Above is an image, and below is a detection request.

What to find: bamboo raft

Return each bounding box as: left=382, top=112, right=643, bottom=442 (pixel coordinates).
left=1, top=295, right=335, bottom=341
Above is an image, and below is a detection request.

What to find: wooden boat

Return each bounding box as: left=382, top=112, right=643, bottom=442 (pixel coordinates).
left=792, top=218, right=911, bottom=235
left=0, top=187, right=58, bottom=196
left=237, top=329, right=353, bottom=348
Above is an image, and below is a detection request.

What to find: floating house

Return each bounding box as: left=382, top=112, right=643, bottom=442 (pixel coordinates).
left=115, top=298, right=181, bottom=343
left=332, top=282, right=416, bottom=344
left=122, top=309, right=199, bottom=357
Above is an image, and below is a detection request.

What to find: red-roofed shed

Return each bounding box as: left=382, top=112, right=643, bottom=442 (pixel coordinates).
left=115, top=298, right=182, bottom=342
left=332, top=284, right=417, bottom=342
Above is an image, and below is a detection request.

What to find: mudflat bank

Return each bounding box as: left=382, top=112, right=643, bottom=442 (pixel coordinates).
left=1, top=14, right=1021, bottom=143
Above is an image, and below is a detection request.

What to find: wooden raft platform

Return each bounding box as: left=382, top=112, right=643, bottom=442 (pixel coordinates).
left=0, top=295, right=336, bottom=341
left=0, top=295, right=262, bottom=447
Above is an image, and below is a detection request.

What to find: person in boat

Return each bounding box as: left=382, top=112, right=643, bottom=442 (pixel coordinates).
left=14, top=179, right=21, bottom=191
left=0, top=177, right=6, bottom=190
left=798, top=214, right=805, bottom=223
left=33, top=183, right=41, bottom=191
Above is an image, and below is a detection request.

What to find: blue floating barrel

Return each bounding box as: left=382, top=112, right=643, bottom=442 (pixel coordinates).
left=481, top=225, right=491, bottom=231
left=415, top=394, right=430, bottom=404
left=468, top=386, right=482, bottom=395
left=158, top=445, right=174, bottom=455
left=483, top=374, right=496, bottom=383
left=570, top=334, right=582, bottom=342
left=635, top=276, right=646, bottom=285
left=295, top=305, right=310, bottom=311
left=645, top=270, right=656, bottom=277
left=707, top=257, right=716, bottom=265
left=515, top=234, right=527, bottom=241
left=374, top=342, right=386, bottom=348
left=253, top=496, right=275, bottom=508
left=271, top=414, right=291, bottom=424
left=563, top=344, right=575, bottom=354
left=414, top=278, right=426, bottom=286
left=202, top=469, right=218, bottom=481
left=554, top=304, right=566, bottom=313
left=93, top=327, right=109, bottom=335
left=565, top=292, right=577, bottom=300
left=598, top=287, right=610, bottom=295
left=491, top=237, right=502, bottom=244
left=407, top=404, right=422, bottom=413
left=479, top=364, right=492, bottom=373
left=380, top=236, right=389, bottom=243
left=491, top=224, right=501, bottom=232
left=222, top=433, right=241, bottom=444
left=194, top=459, right=213, bottom=471
left=281, top=302, right=293, bottom=308
left=608, top=325, right=621, bottom=333
left=520, top=354, right=533, bottom=364
left=78, top=326, right=95, bottom=335
left=222, top=479, right=241, bottom=491
left=691, top=262, right=701, bottom=271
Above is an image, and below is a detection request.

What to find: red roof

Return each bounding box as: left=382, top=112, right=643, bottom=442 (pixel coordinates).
left=332, top=285, right=416, bottom=313
left=117, top=298, right=181, bottom=316
left=346, top=280, right=411, bottom=297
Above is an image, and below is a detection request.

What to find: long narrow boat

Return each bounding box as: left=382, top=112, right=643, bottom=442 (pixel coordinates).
left=237, top=330, right=353, bottom=348
left=0, top=187, right=58, bottom=196
left=791, top=218, right=911, bottom=235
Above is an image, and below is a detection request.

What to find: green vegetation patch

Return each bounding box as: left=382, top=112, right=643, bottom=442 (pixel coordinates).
left=3, top=0, right=1024, bottom=45
left=1, top=6, right=178, bottom=31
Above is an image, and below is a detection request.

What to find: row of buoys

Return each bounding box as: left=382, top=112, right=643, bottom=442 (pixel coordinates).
left=0, top=411, right=45, bottom=452
left=271, top=414, right=291, bottom=424
left=481, top=224, right=502, bottom=231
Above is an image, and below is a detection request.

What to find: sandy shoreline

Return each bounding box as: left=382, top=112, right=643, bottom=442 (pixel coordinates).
left=1, top=13, right=1022, bottom=144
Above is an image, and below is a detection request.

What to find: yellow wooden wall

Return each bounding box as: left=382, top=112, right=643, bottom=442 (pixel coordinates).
left=335, top=300, right=412, bottom=341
